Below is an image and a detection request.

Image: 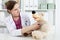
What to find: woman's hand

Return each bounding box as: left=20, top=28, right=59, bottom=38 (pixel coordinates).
left=21, top=22, right=40, bottom=35
left=31, top=22, right=40, bottom=30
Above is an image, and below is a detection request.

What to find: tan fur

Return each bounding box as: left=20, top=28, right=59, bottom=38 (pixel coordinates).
left=32, top=13, right=51, bottom=40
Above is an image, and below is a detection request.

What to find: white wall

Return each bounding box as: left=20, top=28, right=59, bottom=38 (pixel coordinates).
left=55, top=0, right=60, bottom=40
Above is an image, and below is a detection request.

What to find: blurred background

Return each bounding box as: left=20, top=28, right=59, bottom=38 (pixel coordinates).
left=0, top=0, right=59, bottom=40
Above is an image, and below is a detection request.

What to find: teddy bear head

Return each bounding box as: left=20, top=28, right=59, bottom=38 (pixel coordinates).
left=32, top=12, right=44, bottom=22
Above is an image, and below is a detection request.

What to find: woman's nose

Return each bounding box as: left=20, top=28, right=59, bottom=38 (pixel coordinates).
left=17, top=8, right=20, bottom=12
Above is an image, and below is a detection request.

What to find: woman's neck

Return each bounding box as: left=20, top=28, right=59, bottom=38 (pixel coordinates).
left=13, top=16, right=20, bottom=21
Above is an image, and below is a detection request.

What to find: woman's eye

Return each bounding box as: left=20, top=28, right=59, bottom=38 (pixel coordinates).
left=15, top=9, right=17, bottom=10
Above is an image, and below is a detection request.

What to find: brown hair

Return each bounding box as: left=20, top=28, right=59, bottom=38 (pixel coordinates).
left=5, top=1, right=17, bottom=10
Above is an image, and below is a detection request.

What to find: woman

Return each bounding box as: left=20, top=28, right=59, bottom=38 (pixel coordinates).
left=5, top=1, right=40, bottom=36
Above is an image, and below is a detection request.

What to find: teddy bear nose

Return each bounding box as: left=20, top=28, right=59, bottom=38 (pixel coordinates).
left=32, top=11, right=36, bottom=14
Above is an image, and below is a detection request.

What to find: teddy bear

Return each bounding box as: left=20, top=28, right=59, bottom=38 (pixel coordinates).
left=31, top=11, right=52, bottom=40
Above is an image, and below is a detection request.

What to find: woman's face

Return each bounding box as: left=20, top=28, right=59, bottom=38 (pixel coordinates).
left=9, top=3, right=20, bottom=17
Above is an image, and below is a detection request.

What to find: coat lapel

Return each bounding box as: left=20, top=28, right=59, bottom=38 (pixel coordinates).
left=9, top=15, right=16, bottom=29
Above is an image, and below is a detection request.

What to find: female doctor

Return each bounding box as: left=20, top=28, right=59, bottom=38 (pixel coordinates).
left=5, top=1, right=40, bottom=36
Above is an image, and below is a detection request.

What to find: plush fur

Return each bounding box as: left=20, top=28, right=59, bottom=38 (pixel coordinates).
left=32, top=13, right=51, bottom=40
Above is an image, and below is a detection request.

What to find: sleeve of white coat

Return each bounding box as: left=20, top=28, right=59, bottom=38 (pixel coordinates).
left=5, top=19, right=23, bottom=36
